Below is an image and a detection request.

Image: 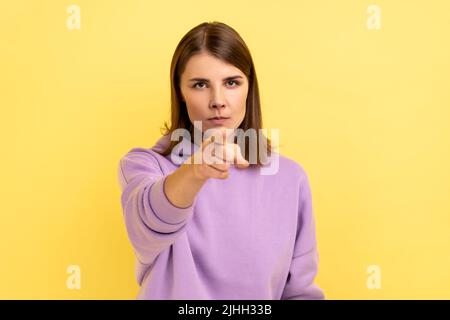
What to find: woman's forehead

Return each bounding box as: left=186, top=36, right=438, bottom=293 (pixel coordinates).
left=183, top=54, right=243, bottom=78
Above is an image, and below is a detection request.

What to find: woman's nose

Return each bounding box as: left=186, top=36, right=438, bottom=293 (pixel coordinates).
left=210, top=88, right=226, bottom=109
left=211, top=102, right=225, bottom=109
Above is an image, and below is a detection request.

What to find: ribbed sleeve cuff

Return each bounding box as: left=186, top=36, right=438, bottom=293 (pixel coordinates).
left=149, top=175, right=196, bottom=225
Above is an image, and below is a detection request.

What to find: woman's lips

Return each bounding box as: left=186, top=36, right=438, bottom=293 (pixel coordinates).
left=207, top=117, right=230, bottom=125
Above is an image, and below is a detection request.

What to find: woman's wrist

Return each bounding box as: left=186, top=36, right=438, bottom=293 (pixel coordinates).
left=164, top=160, right=208, bottom=208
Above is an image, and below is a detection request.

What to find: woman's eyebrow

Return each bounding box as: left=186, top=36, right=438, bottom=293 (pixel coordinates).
left=188, top=75, right=243, bottom=82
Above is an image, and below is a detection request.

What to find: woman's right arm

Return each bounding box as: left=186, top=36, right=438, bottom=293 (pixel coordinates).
left=118, top=129, right=248, bottom=267
left=118, top=150, right=198, bottom=267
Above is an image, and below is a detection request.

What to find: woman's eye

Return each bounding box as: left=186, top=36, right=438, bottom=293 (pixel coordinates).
left=193, top=82, right=206, bottom=89
left=227, top=80, right=240, bottom=87
left=192, top=80, right=240, bottom=89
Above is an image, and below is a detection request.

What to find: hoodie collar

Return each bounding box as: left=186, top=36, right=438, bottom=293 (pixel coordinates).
left=151, top=132, right=200, bottom=166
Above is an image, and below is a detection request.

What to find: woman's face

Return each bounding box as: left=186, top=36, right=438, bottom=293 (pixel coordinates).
left=179, top=52, right=249, bottom=132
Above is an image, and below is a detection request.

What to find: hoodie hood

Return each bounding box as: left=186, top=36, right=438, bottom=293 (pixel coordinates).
left=151, top=133, right=200, bottom=166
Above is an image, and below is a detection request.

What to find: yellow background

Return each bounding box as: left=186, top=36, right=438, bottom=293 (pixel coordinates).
left=1, top=0, right=449, bottom=299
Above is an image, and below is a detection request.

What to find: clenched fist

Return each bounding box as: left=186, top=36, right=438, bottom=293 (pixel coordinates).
left=185, top=127, right=249, bottom=181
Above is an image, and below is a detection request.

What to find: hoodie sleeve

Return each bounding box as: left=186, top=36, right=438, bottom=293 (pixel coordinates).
left=281, top=167, right=325, bottom=300
left=117, top=148, right=196, bottom=267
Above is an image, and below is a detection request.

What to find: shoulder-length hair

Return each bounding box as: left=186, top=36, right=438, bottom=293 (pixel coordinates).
left=158, top=21, right=272, bottom=166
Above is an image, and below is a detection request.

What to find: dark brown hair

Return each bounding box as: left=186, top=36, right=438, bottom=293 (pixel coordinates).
left=158, top=21, right=272, bottom=166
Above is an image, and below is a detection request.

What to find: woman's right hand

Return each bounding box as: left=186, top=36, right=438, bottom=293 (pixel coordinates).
left=184, top=127, right=250, bottom=181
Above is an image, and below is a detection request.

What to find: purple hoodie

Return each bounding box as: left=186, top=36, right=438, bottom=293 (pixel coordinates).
left=117, top=134, right=325, bottom=299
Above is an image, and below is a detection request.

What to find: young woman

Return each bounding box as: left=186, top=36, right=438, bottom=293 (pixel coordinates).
left=118, top=21, right=325, bottom=300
